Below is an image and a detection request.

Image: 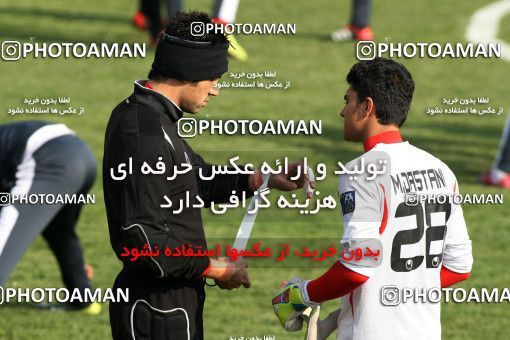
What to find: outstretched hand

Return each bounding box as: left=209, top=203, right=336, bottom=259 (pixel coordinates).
left=268, top=162, right=315, bottom=199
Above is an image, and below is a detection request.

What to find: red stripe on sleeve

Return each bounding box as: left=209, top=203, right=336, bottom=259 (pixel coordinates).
left=440, top=266, right=470, bottom=287
left=379, top=184, right=388, bottom=235
left=307, top=261, right=369, bottom=303
left=212, top=17, right=228, bottom=26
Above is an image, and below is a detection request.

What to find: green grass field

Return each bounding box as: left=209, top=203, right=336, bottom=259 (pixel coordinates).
left=1, top=0, right=510, bottom=338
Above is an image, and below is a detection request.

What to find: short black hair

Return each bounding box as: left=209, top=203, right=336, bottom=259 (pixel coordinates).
left=346, top=58, right=415, bottom=127
left=148, top=11, right=228, bottom=81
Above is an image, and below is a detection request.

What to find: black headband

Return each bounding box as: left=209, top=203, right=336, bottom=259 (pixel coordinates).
left=151, top=33, right=229, bottom=82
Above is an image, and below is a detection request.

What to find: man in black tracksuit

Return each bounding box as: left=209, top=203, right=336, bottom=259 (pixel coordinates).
left=0, top=121, right=97, bottom=312
left=104, top=11, right=312, bottom=340
left=104, top=79, right=253, bottom=339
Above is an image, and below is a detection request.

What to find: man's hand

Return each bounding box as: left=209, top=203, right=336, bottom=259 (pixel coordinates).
left=272, top=278, right=317, bottom=331
left=269, top=162, right=316, bottom=198
left=210, top=257, right=251, bottom=290
left=249, top=162, right=316, bottom=199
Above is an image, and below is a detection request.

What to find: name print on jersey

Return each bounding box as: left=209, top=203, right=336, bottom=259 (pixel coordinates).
left=390, top=168, right=446, bottom=195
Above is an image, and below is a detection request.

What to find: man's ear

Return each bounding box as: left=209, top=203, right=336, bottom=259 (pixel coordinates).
left=364, top=97, right=376, bottom=118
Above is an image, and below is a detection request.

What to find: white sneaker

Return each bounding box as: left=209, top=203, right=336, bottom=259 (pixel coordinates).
left=331, top=26, right=354, bottom=42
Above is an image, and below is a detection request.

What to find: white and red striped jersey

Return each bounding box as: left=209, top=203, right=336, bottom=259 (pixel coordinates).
left=336, top=131, right=473, bottom=340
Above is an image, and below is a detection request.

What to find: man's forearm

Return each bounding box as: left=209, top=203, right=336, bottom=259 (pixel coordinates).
left=306, top=261, right=369, bottom=303
left=196, top=166, right=254, bottom=205
left=201, top=258, right=235, bottom=281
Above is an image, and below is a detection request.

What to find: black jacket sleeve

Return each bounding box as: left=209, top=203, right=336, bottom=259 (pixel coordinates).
left=197, top=167, right=252, bottom=207
left=186, top=148, right=254, bottom=208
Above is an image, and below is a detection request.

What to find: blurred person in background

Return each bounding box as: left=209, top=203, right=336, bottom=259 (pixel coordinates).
left=331, top=0, right=374, bottom=42
left=481, top=112, right=510, bottom=188
left=0, top=120, right=100, bottom=314
left=132, top=0, right=248, bottom=60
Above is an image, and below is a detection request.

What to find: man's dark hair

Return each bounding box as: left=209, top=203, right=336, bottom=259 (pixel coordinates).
left=346, top=58, right=415, bottom=127
left=148, top=11, right=228, bottom=81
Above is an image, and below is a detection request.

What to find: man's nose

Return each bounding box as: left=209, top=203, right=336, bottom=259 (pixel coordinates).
left=210, top=86, right=219, bottom=96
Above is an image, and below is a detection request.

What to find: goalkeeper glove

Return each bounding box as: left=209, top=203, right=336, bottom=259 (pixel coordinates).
left=271, top=278, right=318, bottom=331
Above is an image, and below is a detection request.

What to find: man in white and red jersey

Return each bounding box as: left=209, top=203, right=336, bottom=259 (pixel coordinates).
left=272, top=58, right=473, bottom=340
